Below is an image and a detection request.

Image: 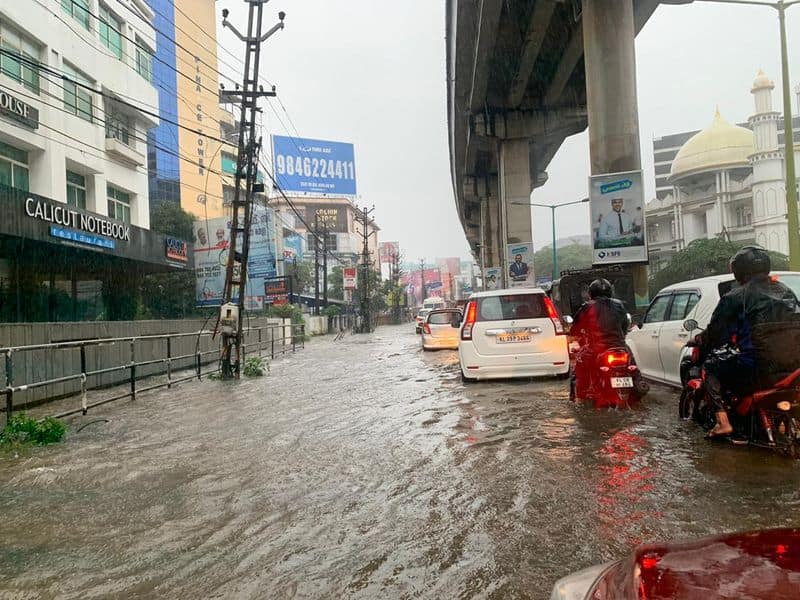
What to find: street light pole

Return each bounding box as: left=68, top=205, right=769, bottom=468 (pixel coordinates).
left=685, top=0, right=800, bottom=267
left=513, top=198, right=589, bottom=281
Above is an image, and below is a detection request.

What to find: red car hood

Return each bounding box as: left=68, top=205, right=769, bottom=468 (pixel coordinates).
left=591, top=528, right=800, bottom=599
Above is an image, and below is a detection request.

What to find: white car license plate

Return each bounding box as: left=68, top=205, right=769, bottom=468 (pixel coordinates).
left=610, top=377, right=634, bottom=388
left=497, top=333, right=530, bottom=344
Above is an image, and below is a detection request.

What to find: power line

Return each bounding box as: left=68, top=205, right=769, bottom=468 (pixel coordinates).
left=0, top=48, right=238, bottom=152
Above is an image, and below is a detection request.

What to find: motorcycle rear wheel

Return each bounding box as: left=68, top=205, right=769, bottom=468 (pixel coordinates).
left=679, top=389, right=692, bottom=420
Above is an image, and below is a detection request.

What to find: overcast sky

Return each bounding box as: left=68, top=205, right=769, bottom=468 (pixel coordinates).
left=219, top=0, right=800, bottom=262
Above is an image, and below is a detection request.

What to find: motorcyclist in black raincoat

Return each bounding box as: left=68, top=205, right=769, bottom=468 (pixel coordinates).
left=571, top=278, right=631, bottom=398
left=698, top=246, right=800, bottom=437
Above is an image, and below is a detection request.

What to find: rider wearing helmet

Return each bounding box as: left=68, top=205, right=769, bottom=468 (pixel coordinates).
left=571, top=278, right=631, bottom=398
left=698, top=245, right=800, bottom=437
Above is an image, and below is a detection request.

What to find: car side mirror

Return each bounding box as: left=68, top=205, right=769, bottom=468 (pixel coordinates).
left=683, top=319, right=698, bottom=332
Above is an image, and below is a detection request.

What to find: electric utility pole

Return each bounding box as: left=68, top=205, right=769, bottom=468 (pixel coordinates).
left=354, top=206, right=375, bottom=333
left=217, top=2, right=285, bottom=379
left=419, top=259, right=427, bottom=303
left=314, top=213, right=320, bottom=315
left=322, top=223, right=329, bottom=309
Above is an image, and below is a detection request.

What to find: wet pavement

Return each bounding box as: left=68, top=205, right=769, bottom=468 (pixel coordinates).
left=1, top=324, right=800, bottom=599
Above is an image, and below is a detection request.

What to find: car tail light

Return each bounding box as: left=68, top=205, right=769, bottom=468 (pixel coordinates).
left=461, top=301, right=477, bottom=340
left=604, top=351, right=629, bottom=367
left=543, top=296, right=564, bottom=335
left=423, top=323, right=431, bottom=334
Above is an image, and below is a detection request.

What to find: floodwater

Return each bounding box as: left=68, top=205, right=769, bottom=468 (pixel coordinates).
left=1, top=324, right=799, bottom=599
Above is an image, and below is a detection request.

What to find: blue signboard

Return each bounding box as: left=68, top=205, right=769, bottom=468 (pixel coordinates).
left=50, top=226, right=115, bottom=249
left=272, top=135, right=357, bottom=195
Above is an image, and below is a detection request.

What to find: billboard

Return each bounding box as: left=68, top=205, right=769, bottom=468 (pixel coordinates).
left=483, top=267, right=501, bottom=291
left=272, top=135, right=357, bottom=196
left=379, top=241, right=400, bottom=263
left=283, top=232, right=304, bottom=259
left=194, top=205, right=277, bottom=307
left=507, top=242, right=534, bottom=288
left=589, top=170, right=647, bottom=266
left=343, top=267, right=357, bottom=290
left=400, top=268, right=441, bottom=306
left=304, top=204, right=348, bottom=233
left=264, top=276, right=291, bottom=304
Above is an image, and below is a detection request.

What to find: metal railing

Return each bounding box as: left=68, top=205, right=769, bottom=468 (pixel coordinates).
left=1, top=322, right=306, bottom=423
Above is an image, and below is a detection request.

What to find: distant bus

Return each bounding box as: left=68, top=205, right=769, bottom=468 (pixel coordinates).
left=422, top=297, right=446, bottom=311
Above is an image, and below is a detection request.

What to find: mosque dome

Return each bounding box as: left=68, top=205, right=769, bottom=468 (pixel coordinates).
left=669, top=109, right=754, bottom=181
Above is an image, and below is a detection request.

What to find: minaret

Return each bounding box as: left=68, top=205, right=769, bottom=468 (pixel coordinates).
left=749, top=70, right=786, bottom=253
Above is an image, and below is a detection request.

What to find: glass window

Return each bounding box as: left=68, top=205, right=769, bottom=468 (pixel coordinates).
left=325, top=233, right=337, bottom=252
left=0, top=21, right=40, bottom=93
left=63, top=63, right=93, bottom=122
left=99, top=5, right=123, bottom=59
left=428, top=311, right=460, bottom=325
left=222, top=185, right=236, bottom=205
left=667, top=292, right=701, bottom=321
left=61, top=0, right=90, bottom=30
left=66, top=171, right=87, bottom=209
left=0, top=141, right=28, bottom=191
left=105, top=108, right=131, bottom=145
left=476, top=293, right=548, bottom=322
left=107, top=185, right=131, bottom=223
left=135, top=38, right=153, bottom=82
left=644, top=294, right=672, bottom=324
left=221, top=152, right=237, bottom=175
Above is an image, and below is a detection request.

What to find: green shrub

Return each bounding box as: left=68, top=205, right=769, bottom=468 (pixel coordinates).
left=1, top=413, right=66, bottom=446
left=243, top=356, right=268, bottom=377
left=324, top=305, right=341, bottom=318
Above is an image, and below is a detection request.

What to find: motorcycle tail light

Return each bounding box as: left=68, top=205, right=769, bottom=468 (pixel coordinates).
left=461, top=301, right=477, bottom=341
left=605, top=351, right=629, bottom=367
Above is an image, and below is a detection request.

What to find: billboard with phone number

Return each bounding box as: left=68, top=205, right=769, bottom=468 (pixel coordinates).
left=272, top=135, right=357, bottom=196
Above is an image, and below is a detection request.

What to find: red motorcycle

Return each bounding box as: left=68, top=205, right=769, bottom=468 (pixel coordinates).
left=570, top=332, right=647, bottom=408
left=679, top=319, right=800, bottom=458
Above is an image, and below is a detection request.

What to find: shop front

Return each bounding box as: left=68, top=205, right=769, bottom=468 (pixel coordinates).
left=0, top=184, right=192, bottom=322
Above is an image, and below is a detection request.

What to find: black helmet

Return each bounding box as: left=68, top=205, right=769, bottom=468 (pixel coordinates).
left=588, top=278, right=613, bottom=299
left=730, top=245, right=771, bottom=283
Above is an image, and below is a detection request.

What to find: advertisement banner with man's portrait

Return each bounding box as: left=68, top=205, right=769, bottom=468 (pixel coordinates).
left=506, top=242, right=534, bottom=288
left=483, top=267, right=501, bottom=291
left=589, top=170, right=647, bottom=266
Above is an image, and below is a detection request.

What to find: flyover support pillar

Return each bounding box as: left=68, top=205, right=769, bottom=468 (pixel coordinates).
left=483, top=179, right=503, bottom=279
left=583, top=0, right=649, bottom=307
left=498, top=139, right=534, bottom=285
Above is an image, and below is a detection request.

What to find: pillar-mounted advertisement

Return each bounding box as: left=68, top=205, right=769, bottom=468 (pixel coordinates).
left=506, top=243, right=534, bottom=288
left=589, top=170, right=647, bottom=266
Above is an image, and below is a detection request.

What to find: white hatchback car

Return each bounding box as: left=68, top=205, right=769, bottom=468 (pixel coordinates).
left=626, top=271, right=800, bottom=387
left=458, top=288, right=570, bottom=381
left=421, top=308, right=462, bottom=350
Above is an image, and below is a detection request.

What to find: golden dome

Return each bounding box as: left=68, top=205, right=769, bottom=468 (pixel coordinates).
left=752, top=69, right=774, bottom=92
left=669, top=109, right=754, bottom=181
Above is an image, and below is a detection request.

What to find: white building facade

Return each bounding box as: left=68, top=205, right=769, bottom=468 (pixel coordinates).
left=0, top=0, right=158, bottom=228
left=646, top=71, right=798, bottom=272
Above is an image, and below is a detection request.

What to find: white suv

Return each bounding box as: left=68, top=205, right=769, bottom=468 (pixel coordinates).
left=458, top=288, right=570, bottom=381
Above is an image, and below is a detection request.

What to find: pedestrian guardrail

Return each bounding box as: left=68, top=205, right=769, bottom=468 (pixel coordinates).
left=1, top=323, right=306, bottom=423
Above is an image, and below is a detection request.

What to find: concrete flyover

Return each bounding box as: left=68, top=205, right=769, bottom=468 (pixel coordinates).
left=446, top=0, right=682, bottom=285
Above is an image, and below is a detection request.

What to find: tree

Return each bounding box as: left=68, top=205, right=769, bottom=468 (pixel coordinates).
left=649, top=238, right=789, bottom=295
left=533, top=243, right=593, bottom=279
left=285, top=259, right=314, bottom=295
left=328, top=266, right=344, bottom=300
left=138, top=203, right=197, bottom=319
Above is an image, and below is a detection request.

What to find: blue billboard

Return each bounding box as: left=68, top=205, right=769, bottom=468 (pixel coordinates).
left=272, top=135, right=357, bottom=196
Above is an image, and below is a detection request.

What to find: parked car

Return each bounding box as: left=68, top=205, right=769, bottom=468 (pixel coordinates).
left=414, top=308, right=431, bottom=334
left=551, top=528, right=800, bottom=599
left=626, top=271, right=800, bottom=387
left=420, top=308, right=462, bottom=351
left=458, top=288, right=569, bottom=382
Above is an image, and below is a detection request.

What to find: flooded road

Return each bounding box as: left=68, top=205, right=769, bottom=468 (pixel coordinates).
left=2, top=324, right=800, bottom=599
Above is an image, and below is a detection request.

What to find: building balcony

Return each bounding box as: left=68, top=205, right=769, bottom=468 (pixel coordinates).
left=105, top=136, right=146, bottom=167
